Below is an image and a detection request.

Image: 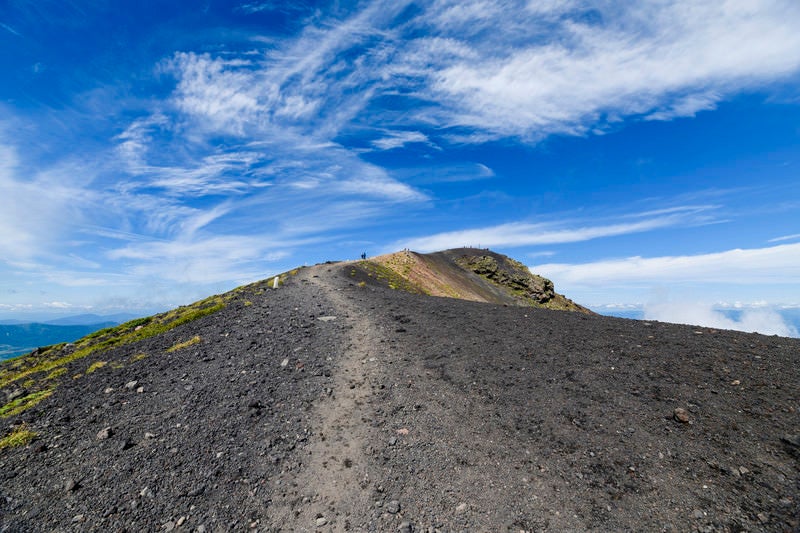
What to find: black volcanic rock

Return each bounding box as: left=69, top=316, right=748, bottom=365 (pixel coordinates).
left=0, top=260, right=798, bottom=532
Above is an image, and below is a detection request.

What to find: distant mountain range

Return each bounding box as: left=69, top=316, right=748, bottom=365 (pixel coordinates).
left=0, top=314, right=140, bottom=360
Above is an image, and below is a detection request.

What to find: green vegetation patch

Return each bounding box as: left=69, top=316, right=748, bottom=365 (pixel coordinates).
left=0, top=294, right=228, bottom=389
left=356, top=261, right=426, bottom=294
left=167, top=336, right=202, bottom=353
left=86, top=361, right=107, bottom=374
left=0, top=389, right=54, bottom=418
left=0, top=424, right=37, bottom=450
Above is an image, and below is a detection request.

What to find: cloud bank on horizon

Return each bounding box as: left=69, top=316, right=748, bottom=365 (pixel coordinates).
left=1, top=1, right=799, bottom=330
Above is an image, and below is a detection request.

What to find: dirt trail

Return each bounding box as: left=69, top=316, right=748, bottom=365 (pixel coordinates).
left=281, top=267, right=383, bottom=531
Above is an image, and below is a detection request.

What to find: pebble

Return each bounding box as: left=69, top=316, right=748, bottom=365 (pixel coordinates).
left=757, top=512, right=769, bottom=523
left=72, top=514, right=84, bottom=523
left=136, top=386, right=144, bottom=393
left=692, top=509, right=705, bottom=519
left=315, top=517, right=328, bottom=526
left=125, top=380, right=138, bottom=389
left=455, top=502, right=468, bottom=513
left=389, top=436, right=398, bottom=446
left=163, top=521, right=175, bottom=531
left=96, top=427, right=112, bottom=440
left=176, top=516, right=186, bottom=527
left=65, top=478, right=79, bottom=492
left=398, top=521, right=412, bottom=533
left=280, top=358, right=289, bottom=368
left=103, top=387, right=114, bottom=394
left=386, top=500, right=401, bottom=514
left=140, top=486, right=154, bottom=499
left=673, top=408, right=690, bottom=423
left=738, top=466, right=749, bottom=475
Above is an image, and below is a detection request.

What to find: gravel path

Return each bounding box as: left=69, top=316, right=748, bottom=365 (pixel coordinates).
left=1, top=262, right=799, bottom=532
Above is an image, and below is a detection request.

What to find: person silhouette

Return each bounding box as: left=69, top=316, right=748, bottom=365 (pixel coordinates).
left=361, top=252, right=367, bottom=260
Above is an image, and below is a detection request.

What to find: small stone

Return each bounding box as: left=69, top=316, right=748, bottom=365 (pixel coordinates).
left=673, top=408, right=690, bottom=423
left=65, top=478, right=79, bottom=492
left=96, top=426, right=112, bottom=440
left=280, top=358, right=289, bottom=368
left=692, top=510, right=704, bottom=519
left=455, top=502, right=468, bottom=513
left=730, top=379, right=741, bottom=386
left=398, top=521, right=413, bottom=533
left=125, top=380, right=138, bottom=389
left=140, top=486, right=154, bottom=499
left=176, top=516, right=186, bottom=527
left=386, top=500, right=401, bottom=514
left=757, top=512, right=769, bottom=523
left=72, top=514, right=85, bottom=523
left=388, top=436, right=397, bottom=446
left=196, top=526, right=206, bottom=533
left=318, top=316, right=337, bottom=322
left=145, top=432, right=157, bottom=439
left=136, top=386, right=144, bottom=393
left=103, top=387, right=114, bottom=394
left=315, top=517, right=328, bottom=526
left=163, top=521, right=175, bottom=531
left=738, top=466, right=750, bottom=475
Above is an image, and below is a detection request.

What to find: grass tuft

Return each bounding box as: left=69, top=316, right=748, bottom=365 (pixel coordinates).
left=0, top=424, right=37, bottom=450
left=167, top=336, right=202, bottom=353
left=86, top=361, right=107, bottom=374
left=0, top=389, right=54, bottom=418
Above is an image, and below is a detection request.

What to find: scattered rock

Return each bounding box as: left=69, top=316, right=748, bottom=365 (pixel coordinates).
left=280, top=358, right=289, bottom=368
left=140, top=487, right=154, bottom=499
left=757, top=512, right=769, bottom=523
left=96, top=427, right=112, bottom=440
left=318, top=316, right=337, bottom=322
left=6, top=389, right=26, bottom=402
left=730, top=379, right=741, bottom=386
left=103, top=387, right=114, bottom=394
left=388, top=436, right=397, bottom=446
left=176, top=516, right=186, bottom=527
left=65, top=479, right=79, bottom=493
left=692, top=509, right=705, bottom=519
left=455, top=502, right=468, bottom=514
left=163, top=520, right=175, bottom=531
left=315, top=516, right=327, bottom=526
left=386, top=500, right=401, bottom=514
left=125, top=380, right=138, bottom=390
left=673, top=408, right=690, bottom=423
left=398, top=521, right=413, bottom=533
left=136, top=386, right=144, bottom=393
left=72, top=514, right=84, bottom=523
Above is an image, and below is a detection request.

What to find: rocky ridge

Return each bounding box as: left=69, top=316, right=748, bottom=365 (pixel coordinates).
left=0, top=252, right=798, bottom=532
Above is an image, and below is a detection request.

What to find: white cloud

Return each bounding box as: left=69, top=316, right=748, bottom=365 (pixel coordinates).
left=394, top=206, right=713, bottom=252
left=533, top=243, right=800, bottom=286
left=409, top=0, right=800, bottom=138
left=371, top=131, right=431, bottom=150
left=644, top=301, right=798, bottom=337
left=769, top=233, right=800, bottom=243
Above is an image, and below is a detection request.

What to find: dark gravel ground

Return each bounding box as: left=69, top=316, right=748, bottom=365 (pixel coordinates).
left=1, top=263, right=798, bottom=532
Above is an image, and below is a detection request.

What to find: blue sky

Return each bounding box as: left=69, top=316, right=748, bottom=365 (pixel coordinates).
left=1, top=0, right=799, bottom=323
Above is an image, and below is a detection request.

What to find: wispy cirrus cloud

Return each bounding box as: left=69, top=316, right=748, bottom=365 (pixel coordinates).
left=391, top=205, right=716, bottom=252
left=406, top=0, right=800, bottom=139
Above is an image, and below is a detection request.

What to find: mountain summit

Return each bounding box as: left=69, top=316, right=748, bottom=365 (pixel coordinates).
left=354, top=248, right=590, bottom=313
left=1, top=251, right=798, bottom=532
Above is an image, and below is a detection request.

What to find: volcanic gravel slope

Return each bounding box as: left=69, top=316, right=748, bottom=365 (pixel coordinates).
left=1, top=261, right=799, bottom=532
